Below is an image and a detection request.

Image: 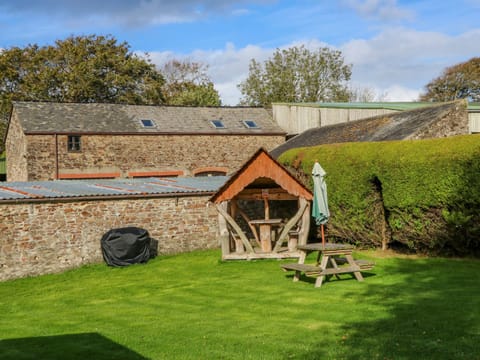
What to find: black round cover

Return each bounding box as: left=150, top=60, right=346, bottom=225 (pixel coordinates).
left=101, top=227, right=152, bottom=267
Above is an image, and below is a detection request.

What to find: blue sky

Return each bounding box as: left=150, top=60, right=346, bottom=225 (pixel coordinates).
left=0, top=0, right=479, bottom=104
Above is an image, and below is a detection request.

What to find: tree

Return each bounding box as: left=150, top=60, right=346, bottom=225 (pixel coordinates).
left=0, top=34, right=165, bottom=120
left=420, top=57, right=480, bottom=102
left=161, top=59, right=221, bottom=106
left=349, top=86, right=376, bottom=102
left=348, top=86, right=389, bottom=102
left=238, top=45, right=352, bottom=106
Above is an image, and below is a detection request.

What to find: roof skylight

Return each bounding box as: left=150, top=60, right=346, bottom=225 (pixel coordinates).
left=140, top=119, right=156, bottom=128
left=243, top=120, right=259, bottom=129
left=211, top=120, right=226, bottom=129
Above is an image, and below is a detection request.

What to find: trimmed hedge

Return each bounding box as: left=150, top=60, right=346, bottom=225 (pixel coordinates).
left=278, top=134, right=480, bottom=256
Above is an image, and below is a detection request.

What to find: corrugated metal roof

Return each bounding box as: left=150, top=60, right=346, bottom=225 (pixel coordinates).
left=12, top=101, right=285, bottom=135
left=0, top=176, right=229, bottom=202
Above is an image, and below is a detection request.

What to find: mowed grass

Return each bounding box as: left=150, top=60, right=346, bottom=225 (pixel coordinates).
left=0, top=249, right=479, bottom=359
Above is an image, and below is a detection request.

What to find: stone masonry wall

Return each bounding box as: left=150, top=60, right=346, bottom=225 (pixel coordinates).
left=25, top=134, right=57, bottom=181
left=411, top=100, right=469, bottom=140
left=5, top=110, right=28, bottom=181
left=22, top=133, right=285, bottom=181
left=0, top=195, right=219, bottom=281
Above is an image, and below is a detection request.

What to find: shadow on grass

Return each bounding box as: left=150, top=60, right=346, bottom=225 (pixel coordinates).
left=291, top=258, right=480, bottom=360
left=282, top=269, right=377, bottom=286
left=0, top=332, right=147, bottom=360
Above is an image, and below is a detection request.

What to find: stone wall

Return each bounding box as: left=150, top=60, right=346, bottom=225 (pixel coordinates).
left=17, top=132, right=284, bottom=181
left=411, top=100, right=469, bottom=140
left=0, top=194, right=219, bottom=281
left=5, top=111, right=28, bottom=181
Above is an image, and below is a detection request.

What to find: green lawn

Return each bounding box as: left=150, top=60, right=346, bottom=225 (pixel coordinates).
left=1, top=249, right=479, bottom=359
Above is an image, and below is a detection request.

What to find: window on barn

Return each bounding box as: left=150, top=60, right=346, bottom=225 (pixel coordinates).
left=67, top=135, right=81, bottom=152
left=243, top=120, right=260, bottom=129
left=140, top=119, right=156, bottom=128
left=194, top=170, right=227, bottom=177
left=210, top=120, right=226, bottom=129
left=193, top=167, right=228, bottom=177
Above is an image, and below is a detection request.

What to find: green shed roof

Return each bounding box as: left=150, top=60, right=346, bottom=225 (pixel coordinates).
left=274, top=101, right=480, bottom=112
left=469, top=103, right=480, bottom=111
left=272, top=102, right=437, bottom=111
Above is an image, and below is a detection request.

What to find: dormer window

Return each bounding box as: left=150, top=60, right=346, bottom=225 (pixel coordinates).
left=67, top=135, right=81, bottom=152
left=211, top=120, right=226, bottom=129
left=243, top=120, right=259, bottom=129
left=140, top=119, right=156, bottom=128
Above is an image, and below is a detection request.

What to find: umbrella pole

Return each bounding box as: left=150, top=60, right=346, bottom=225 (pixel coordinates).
left=321, top=224, right=325, bottom=248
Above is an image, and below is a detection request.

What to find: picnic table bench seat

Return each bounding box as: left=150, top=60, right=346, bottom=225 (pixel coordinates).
left=333, top=258, right=375, bottom=270
left=281, top=262, right=371, bottom=277
left=281, top=263, right=322, bottom=275
left=281, top=259, right=374, bottom=274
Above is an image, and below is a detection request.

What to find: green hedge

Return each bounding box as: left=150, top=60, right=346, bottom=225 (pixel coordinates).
left=278, top=135, right=480, bottom=256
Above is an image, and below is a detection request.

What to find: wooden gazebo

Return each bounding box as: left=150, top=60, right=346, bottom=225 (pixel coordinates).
left=210, top=148, right=313, bottom=260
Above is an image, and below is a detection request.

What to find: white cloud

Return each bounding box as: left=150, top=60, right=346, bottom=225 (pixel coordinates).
left=149, top=27, right=480, bottom=105
left=150, top=42, right=273, bottom=105
left=381, top=85, right=420, bottom=101
left=342, top=27, right=480, bottom=99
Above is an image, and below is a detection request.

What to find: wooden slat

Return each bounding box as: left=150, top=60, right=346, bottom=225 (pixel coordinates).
left=273, top=200, right=308, bottom=252
left=128, top=170, right=184, bottom=177
left=235, top=204, right=261, bottom=248
left=235, top=188, right=298, bottom=201
left=281, top=263, right=362, bottom=276
left=215, top=204, right=255, bottom=254
left=58, top=172, right=120, bottom=179
left=281, top=263, right=322, bottom=273
left=334, top=258, right=375, bottom=270
left=223, top=250, right=301, bottom=260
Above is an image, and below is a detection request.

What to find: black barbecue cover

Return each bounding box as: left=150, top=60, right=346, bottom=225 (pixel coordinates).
left=101, top=227, right=152, bottom=267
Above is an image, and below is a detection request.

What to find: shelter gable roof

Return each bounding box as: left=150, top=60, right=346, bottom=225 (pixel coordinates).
left=210, top=148, right=312, bottom=203
left=12, top=101, right=285, bottom=135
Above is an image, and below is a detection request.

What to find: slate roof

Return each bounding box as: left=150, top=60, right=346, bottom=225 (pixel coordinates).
left=270, top=101, right=465, bottom=158
left=12, top=101, right=285, bottom=135
left=0, top=176, right=228, bottom=202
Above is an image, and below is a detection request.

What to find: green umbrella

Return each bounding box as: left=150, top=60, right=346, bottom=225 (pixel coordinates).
left=312, top=161, right=330, bottom=246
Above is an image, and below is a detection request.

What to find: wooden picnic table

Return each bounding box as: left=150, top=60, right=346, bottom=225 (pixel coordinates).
left=281, top=242, right=374, bottom=288
left=249, top=218, right=284, bottom=252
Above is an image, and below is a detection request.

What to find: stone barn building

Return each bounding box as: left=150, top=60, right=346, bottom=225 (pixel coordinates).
left=5, top=101, right=286, bottom=182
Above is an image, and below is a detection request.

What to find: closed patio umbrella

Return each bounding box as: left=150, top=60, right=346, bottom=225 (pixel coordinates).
left=312, top=161, right=330, bottom=247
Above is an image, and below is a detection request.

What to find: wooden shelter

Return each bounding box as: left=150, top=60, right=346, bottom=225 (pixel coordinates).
left=210, top=148, right=313, bottom=260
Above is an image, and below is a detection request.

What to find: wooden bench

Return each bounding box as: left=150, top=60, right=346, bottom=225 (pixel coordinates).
left=281, top=262, right=367, bottom=276
left=334, top=258, right=375, bottom=271
left=281, top=263, right=322, bottom=275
